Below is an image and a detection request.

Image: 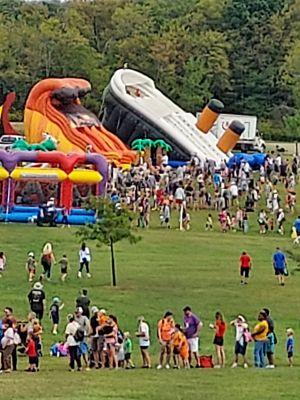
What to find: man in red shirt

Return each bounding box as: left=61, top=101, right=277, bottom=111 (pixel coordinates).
left=239, top=251, right=252, bottom=285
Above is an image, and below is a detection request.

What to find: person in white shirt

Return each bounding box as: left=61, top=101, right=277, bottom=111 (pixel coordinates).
left=136, top=316, right=151, bottom=368
left=277, top=209, right=285, bottom=235
left=230, top=315, right=249, bottom=368
left=1, top=319, right=15, bottom=372
left=65, top=314, right=82, bottom=371
left=174, top=182, right=185, bottom=209
left=78, top=243, right=91, bottom=279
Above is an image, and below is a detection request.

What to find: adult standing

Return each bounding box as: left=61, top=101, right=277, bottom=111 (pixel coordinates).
left=75, top=289, right=90, bottom=318
left=65, top=314, right=82, bottom=372
left=28, top=282, right=46, bottom=321
left=136, top=316, right=151, bottom=368
left=157, top=311, right=175, bottom=369
left=1, top=307, right=18, bottom=371
left=1, top=319, right=15, bottom=373
left=78, top=243, right=91, bottom=279
left=272, top=247, right=287, bottom=286
left=239, top=251, right=252, bottom=285
left=74, top=307, right=90, bottom=370
left=251, top=311, right=269, bottom=368
left=40, top=242, right=55, bottom=281
left=263, top=308, right=276, bottom=369
left=90, top=306, right=100, bottom=369
left=183, top=306, right=202, bottom=368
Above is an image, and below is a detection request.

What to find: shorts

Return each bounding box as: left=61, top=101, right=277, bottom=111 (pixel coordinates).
left=288, top=351, right=293, bottom=358
left=213, top=336, right=224, bottom=346
left=274, top=268, right=285, bottom=276
left=175, top=199, right=183, bottom=205
left=51, top=313, right=59, bottom=324
left=91, top=336, right=103, bottom=352
left=79, top=341, right=89, bottom=355
left=29, top=356, right=38, bottom=365
left=187, top=337, right=199, bottom=353
left=61, top=268, right=67, bottom=274
left=140, top=346, right=149, bottom=350
left=235, top=341, right=247, bottom=356
left=240, top=267, right=250, bottom=278
left=124, top=353, right=131, bottom=361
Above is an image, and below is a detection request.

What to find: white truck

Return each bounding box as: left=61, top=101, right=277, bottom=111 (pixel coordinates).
left=211, top=113, right=265, bottom=153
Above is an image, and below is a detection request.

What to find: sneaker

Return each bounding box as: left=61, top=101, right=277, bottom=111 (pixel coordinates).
left=243, top=363, right=248, bottom=369
left=265, top=365, right=275, bottom=369
left=156, top=365, right=163, bottom=370
left=85, top=367, right=90, bottom=371
left=165, top=364, right=170, bottom=369
left=87, top=273, right=91, bottom=278
left=77, top=271, right=82, bottom=278
left=69, top=369, right=75, bottom=372
left=231, top=362, right=238, bottom=368
left=195, top=364, right=201, bottom=368
left=214, top=365, right=221, bottom=369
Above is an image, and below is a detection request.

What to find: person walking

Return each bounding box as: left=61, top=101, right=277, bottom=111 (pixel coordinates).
left=65, top=314, right=82, bottom=372
left=272, top=247, right=287, bottom=286
left=286, top=328, right=294, bottom=367
left=136, top=316, right=151, bottom=368
left=78, top=243, right=91, bottom=279
left=183, top=306, right=202, bottom=368
left=40, top=242, right=55, bottom=281
left=28, top=282, right=46, bottom=321
left=239, top=251, right=252, bottom=285
left=251, top=311, right=269, bottom=368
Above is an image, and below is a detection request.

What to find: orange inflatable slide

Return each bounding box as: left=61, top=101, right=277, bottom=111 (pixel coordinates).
left=24, top=78, right=136, bottom=165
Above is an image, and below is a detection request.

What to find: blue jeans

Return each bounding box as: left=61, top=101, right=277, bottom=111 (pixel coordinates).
left=254, top=341, right=265, bottom=368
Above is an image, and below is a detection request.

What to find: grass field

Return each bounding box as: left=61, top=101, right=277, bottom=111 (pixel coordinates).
left=0, top=211, right=300, bottom=399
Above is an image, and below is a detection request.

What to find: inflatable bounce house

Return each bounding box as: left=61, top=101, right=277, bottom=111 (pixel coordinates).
left=101, top=68, right=246, bottom=163
left=0, top=150, right=107, bottom=224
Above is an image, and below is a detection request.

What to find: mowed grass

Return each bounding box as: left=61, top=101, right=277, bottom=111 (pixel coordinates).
left=0, top=210, right=300, bottom=400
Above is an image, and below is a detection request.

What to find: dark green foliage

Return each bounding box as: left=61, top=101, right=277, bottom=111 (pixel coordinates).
left=0, top=0, right=299, bottom=139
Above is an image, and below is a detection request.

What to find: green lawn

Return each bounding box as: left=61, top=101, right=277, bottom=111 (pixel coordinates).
left=0, top=211, right=300, bottom=399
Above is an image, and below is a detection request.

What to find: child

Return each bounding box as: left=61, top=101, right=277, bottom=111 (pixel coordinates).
left=160, top=201, right=171, bottom=229
left=182, top=208, right=191, bottom=231
left=124, top=332, right=135, bottom=369
left=286, top=328, right=294, bottom=367
left=25, top=252, right=37, bottom=282
left=61, top=208, right=70, bottom=228
left=50, top=297, right=64, bottom=335
left=230, top=315, right=249, bottom=368
left=57, top=254, right=69, bottom=282
left=0, top=251, right=7, bottom=278
left=205, top=214, right=213, bottom=231
left=26, top=332, right=38, bottom=372
left=172, top=324, right=189, bottom=369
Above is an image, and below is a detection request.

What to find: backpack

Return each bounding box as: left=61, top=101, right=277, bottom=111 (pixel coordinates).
left=199, top=355, right=214, bottom=368
left=74, top=328, right=85, bottom=343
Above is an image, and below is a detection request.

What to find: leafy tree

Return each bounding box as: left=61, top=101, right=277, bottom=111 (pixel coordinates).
left=76, top=197, right=141, bottom=286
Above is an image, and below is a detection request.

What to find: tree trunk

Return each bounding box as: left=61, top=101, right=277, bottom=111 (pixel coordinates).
left=110, top=238, right=117, bottom=286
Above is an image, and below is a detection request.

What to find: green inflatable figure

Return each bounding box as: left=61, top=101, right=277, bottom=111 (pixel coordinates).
left=12, top=134, right=57, bottom=151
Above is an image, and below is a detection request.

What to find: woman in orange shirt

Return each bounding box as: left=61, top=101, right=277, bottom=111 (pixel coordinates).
left=157, top=311, right=175, bottom=369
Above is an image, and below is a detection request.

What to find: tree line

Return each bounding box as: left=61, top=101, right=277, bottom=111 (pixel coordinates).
left=1, top=0, right=300, bottom=141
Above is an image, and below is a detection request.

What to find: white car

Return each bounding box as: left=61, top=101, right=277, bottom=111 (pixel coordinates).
left=0, top=135, right=23, bottom=150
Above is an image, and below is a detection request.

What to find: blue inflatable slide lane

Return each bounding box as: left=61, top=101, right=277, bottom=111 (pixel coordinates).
left=227, top=153, right=267, bottom=171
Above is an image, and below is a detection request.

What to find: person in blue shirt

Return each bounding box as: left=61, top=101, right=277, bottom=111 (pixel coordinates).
left=272, top=247, right=287, bottom=286
left=286, top=328, right=294, bottom=367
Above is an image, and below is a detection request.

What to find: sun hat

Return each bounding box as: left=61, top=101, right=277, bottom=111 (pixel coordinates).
left=99, top=309, right=106, bottom=314
left=33, top=282, right=43, bottom=290
left=237, top=315, right=246, bottom=323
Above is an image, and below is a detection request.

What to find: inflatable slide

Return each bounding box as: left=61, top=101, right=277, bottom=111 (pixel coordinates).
left=24, top=78, right=136, bottom=165
left=101, top=68, right=230, bottom=164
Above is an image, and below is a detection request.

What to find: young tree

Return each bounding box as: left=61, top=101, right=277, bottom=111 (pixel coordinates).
left=76, top=197, right=141, bottom=286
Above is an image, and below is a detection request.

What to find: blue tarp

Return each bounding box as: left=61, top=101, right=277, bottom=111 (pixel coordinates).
left=227, top=153, right=267, bottom=170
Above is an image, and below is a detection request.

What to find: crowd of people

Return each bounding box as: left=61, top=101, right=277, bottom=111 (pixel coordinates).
left=106, top=151, right=299, bottom=234
left=0, top=300, right=295, bottom=373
